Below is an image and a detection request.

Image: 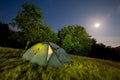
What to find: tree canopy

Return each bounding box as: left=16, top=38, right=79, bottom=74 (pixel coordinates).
left=58, top=25, right=92, bottom=56
left=10, top=3, right=58, bottom=47
left=11, top=3, right=44, bottom=29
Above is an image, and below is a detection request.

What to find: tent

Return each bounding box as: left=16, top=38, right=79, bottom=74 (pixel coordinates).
left=22, top=42, right=72, bottom=67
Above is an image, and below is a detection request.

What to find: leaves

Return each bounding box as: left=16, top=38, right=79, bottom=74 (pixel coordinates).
left=10, top=3, right=58, bottom=47
left=58, top=25, right=92, bottom=55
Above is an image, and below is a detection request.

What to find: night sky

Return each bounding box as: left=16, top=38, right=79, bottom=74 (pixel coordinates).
left=0, top=0, right=120, bottom=47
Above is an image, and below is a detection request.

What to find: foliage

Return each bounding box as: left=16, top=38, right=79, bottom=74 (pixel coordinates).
left=90, top=38, right=120, bottom=61
left=11, top=3, right=44, bottom=29
left=58, top=25, right=92, bottom=56
left=0, top=47, right=120, bottom=80
left=0, top=22, right=10, bottom=44
left=22, top=24, right=58, bottom=44
left=10, top=3, right=58, bottom=47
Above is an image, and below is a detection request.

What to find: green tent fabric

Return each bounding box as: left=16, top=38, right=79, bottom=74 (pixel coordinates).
left=22, top=42, right=72, bottom=67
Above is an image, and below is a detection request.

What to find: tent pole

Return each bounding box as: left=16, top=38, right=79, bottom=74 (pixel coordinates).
left=47, top=41, right=63, bottom=67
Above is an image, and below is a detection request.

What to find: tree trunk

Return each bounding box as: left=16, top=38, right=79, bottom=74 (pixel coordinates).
left=25, top=41, right=30, bottom=50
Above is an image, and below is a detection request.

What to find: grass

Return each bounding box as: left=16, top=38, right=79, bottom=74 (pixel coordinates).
left=0, top=47, right=120, bottom=80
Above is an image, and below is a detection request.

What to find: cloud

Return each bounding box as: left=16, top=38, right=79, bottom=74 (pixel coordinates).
left=96, top=36, right=120, bottom=47
left=117, top=5, right=120, bottom=13
left=105, top=5, right=120, bottom=19
left=9, top=25, right=22, bottom=32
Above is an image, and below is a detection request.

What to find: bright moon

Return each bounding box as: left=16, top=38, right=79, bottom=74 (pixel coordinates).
left=94, top=23, right=100, bottom=28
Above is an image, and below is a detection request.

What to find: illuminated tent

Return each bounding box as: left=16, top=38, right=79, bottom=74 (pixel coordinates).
left=22, top=42, right=72, bottom=67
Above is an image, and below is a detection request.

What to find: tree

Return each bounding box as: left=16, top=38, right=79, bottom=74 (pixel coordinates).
left=10, top=3, right=58, bottom=48
left=11, top=3, right=44, bottom=29
left=58, top=25, right=92, bottom=56
left=0, top=22, right=10, bottom=46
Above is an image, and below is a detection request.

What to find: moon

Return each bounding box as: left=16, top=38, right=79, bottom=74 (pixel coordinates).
left=94, top=23, right=100, bottom=28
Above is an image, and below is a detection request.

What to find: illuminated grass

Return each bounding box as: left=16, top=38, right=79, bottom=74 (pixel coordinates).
left=0, top=47, right=120, bottom=80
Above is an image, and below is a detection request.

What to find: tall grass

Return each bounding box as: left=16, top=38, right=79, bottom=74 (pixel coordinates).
left=0, top=47, right=120, bottom=80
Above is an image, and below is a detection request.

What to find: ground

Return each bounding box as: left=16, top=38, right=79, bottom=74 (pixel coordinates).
left=0, top=47, right=120, bottom=80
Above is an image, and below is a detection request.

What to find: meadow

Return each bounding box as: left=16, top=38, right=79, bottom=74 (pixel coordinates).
left=0, top=47, right=120, bottom=80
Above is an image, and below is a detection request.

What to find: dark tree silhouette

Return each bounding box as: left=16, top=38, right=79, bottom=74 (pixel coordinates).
left=0, top=22, right=23, bottom=48
left=90, top=38, right=120, bottom=61
left=0, top=22, right=10, bottom=46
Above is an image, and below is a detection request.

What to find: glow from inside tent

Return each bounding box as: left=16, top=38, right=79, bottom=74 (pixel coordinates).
left=47, top=46, right=53, bottom=61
